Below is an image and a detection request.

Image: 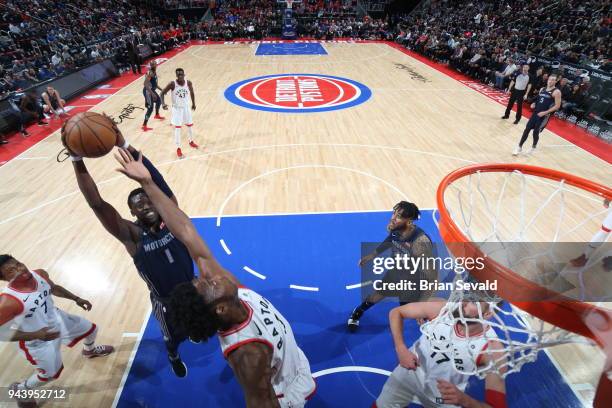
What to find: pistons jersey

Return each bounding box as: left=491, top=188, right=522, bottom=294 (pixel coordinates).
left=412, top=319, right=497, bottom=404
left=172, top=79, right=190, bottom=108
left=219, top=288, right=315, bottom=400
left=2, top=271, right=59, bottom=333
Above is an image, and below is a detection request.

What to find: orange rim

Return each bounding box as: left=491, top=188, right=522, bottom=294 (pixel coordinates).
left=436, top=163, right=612, bottom=343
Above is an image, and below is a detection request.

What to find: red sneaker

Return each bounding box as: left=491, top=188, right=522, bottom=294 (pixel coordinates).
left=177, top=148, right=184, bottom=159
left=142, top=126, right=153, bottom=132
left=82, top=344, right=114, bottom=359
left=569, top=254, right=587, bottom=267
left=154, top=114, right=165, bottom=120
left=189, top=140, right=199, bottom=149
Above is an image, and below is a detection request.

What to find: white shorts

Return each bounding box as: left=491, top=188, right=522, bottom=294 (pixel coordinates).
left=278, top=368, right=316, bottom=408
left=17, top=309, right=96, bottom=381
left=602, top=208, right=612, bottom=233
left=376, top=365, right=455, bottom=408
left=171, top=106, right=193, bottom=127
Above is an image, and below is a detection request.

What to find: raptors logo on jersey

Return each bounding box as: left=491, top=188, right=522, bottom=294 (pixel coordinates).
left=219, top=287, right=316, bottom=407
left=3, top=270, right=58, bottom=333
left=412, top=319, right=497, bottom=403
left=172, top=80, right=190, bottom=108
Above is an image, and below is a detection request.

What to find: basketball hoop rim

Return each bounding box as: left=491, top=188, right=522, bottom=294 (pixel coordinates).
left=436, top=163, right=612, bottom=344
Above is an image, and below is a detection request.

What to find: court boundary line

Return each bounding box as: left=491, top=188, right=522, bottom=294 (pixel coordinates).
left=111, top=305, right=152, bottom=408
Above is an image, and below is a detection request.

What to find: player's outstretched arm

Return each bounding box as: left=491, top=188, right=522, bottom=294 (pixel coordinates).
left=227, top=342, right=280, bottom=408
left=35, top=269, right=92, bottom=311
left=112, top=129, right=178, bottom=205
left=65, top=127, right=139, bottom=254
left=114, top=149, right=236, bottom=283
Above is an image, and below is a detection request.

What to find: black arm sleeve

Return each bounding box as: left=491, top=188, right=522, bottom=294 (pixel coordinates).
left=134, top=151, right=174, bottom=199
left=375, top=234, right=393, bottom=255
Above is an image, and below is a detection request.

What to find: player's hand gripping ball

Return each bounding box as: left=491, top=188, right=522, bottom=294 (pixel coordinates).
left=61, top=112, right=119, bottom=158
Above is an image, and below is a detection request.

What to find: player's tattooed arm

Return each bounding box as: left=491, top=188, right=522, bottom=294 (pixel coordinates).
left=187, top=80, right=195, bottom=110
left=227, top=342, right=280, bottom=408
left=160, top=81, right=174, bottom=109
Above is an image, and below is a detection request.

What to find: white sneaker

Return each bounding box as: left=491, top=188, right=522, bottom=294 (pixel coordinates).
left=525, top=147, right=535, bottom=155
left=512, top=146, right=522, bottom=156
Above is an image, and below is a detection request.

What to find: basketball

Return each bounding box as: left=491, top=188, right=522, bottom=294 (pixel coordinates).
left=61, top=112, right=118, bottom=158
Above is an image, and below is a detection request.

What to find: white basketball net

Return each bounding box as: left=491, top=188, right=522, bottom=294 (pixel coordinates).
left=421, top=169, right=610, bottom=379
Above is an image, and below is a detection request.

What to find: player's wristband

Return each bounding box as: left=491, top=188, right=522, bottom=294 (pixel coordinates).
left=70, top=155, right=83, bottom=162
left=121, top=141, right=130, bottom=149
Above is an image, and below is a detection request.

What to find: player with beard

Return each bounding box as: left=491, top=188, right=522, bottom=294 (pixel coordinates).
left=374, top=298, right=507, bottom=408
left=65, top=126, right=194, bottom=378
left=114, top=149, right=316, bottom=408
left=347, top=201, right=436, bottom=332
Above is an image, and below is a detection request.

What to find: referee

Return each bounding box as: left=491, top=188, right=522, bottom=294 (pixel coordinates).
left=502, top=64, right=531, bottom=124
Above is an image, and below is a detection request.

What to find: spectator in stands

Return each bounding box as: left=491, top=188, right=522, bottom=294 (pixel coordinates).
left=562, top=83, right=585, bottom=115
left=51, top=51, right=62, bottom=68
left=90, top=46, right=101, bottom=61
left=495, top=58, right=517, bottom=89
left=37, top=65, right=54, bottom=81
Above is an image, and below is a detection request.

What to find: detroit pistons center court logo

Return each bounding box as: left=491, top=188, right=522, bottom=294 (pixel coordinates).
left=224, top=74, right=372, bottom=113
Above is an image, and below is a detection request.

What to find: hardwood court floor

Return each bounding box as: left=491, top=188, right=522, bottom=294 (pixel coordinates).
left=0, top=42, right=610, bottom=407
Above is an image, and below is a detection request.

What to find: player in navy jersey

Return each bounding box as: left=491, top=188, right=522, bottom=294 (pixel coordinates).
left=65, top=125, right=194, bottom=378
left=142, top=61, right=164, bottom=132
left=347, top=201, right=436, bottom=332
left=512, top=73, right=561, bottom=156
left=114, top=150, right=316, bottom=408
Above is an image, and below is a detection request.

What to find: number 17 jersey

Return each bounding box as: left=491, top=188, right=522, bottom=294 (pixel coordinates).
left=412, top=320, right=497, bottom=403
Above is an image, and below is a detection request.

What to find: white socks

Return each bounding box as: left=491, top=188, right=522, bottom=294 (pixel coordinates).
left=187, top=125, right=193, bottom=142
left=174, top=127, right=181, bottom=147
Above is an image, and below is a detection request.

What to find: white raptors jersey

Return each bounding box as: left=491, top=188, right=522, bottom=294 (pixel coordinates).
left=2, top=271, right=59, bottom=333
left=412, top=320, right=496, bottom=404
left=172, top=79, right=190, bottom=108
left=219, top=288, right=315, bottom=402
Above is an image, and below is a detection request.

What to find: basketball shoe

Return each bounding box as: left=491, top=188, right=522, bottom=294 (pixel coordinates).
left=82, top=344, right=114, bottom=358
left=169, top=354, right=187, bottom=378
